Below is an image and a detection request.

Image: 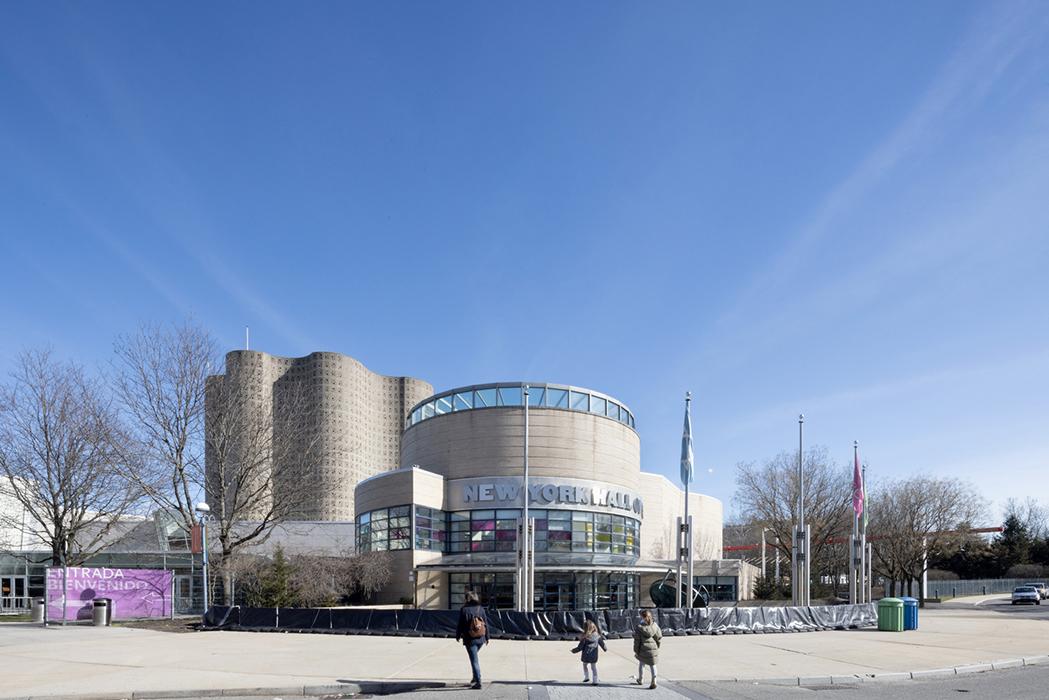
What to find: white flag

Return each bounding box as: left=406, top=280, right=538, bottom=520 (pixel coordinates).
left=680, top=394, right=694, bottom=486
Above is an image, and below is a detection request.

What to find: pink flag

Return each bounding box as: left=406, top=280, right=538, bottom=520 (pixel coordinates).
left=852, top=449, right=864, bottom=516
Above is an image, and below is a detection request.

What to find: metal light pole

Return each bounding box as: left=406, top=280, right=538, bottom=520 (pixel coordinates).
left=792, top=414, right=809, bottom=606
left=866, top=541, right=873, bottom=602
left=761, top=528, right=767, bottom=579
left=519, top=386, right=532, bottom=612
left=195, top=502, right=210, bottom=616
left=61, top=553, right=68, bottom=627
left=774, top=533, right=781, bottom=582
left=861, top=463, right=868, bottom=603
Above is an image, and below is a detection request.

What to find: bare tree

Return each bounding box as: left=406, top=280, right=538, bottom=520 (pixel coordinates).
left=289, top=550, right=390, bottom=607
left=289, top=553, right=347, bottom=607
left=1003, top=497, right=1048, bottom=539
left=868, top=476, right=985, bottom=604
left=204, top=368, right=322, bottom=604
left=110, top=321, right=217, bottom=538
left=734, top=446, right=853, bottom=587
left=228, top=549, right=391, bottom=607
left=0, top=350, right=139, bottom=565
left=349, top=551, right=393, bottom=600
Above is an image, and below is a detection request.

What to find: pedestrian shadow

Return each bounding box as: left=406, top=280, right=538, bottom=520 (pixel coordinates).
left=334, top=679, right=448, bottom=693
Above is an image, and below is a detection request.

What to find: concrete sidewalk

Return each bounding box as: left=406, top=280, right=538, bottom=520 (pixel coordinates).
left=2, top=607, right=1048, bottom=698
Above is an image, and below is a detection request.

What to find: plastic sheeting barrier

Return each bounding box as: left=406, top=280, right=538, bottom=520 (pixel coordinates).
left=415, top=609, right=458, bottom=637
left=329, top=608, right=372, bottom=633
left=238, top=607, right=277, bottom=629
left=397, top=609, right=423, bottom=635
left=603, top=609, right=633, bottom=638
left=366, top=609, right=398, bottom=635
left=497, top=610, right=537, bottom=638
left=311, top=608, right=333, bottom=631
left=277, top=607, right=319, bottom=631
left=203, top=605, right=238, bottom=628
left=203, top=602, right=876, bottom=639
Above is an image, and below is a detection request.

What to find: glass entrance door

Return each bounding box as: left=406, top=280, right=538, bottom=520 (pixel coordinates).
left=541, top=576, right=576, bottom=611
left=0, top=576, right=28, bottom=612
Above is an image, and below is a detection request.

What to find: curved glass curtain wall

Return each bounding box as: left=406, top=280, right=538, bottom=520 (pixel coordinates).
left=356, top=505, right=412, bottom=552
left=447, top=508, right=640, bottom=556
left=405, top=383, right=636, bottom=431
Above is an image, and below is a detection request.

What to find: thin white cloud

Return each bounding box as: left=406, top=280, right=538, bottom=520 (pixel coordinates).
left=0, top=28, right=318, bottom=353
left=714, top=1, right=1049, bottom=329
left=80, top=62, right=319, bottom=352
left=721, top=346, right=1049, bottom=441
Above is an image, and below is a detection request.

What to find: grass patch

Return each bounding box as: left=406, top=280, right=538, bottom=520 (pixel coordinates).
left=114, top=617, right=201, bottom=633
left=0, top=614, right=33, bottom=623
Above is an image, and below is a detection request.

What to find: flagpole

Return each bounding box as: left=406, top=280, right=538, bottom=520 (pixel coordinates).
left=675, top=516, right=683, bottom=609
left=850, top=518, right=857, bottom=604
left=850, top=441, right=859, bottom=605
left=679, top=391, right=695, bottom=609
left=687, top=394, right=695, bottom=609
left=861, top=463, right=868, bottom=603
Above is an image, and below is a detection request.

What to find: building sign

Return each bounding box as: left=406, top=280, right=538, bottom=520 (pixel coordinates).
left=46, top=567, right=172, bottom=621
left=449, top=477, right=644, bottom=517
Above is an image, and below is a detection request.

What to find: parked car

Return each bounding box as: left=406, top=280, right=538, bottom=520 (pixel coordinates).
left=1027, top=582, right=1048, bottom=599
left=1012, top=586, right=1041, bottom=605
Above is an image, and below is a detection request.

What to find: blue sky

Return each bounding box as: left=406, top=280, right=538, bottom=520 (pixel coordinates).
left=1, top=2, right=1047, bottom=520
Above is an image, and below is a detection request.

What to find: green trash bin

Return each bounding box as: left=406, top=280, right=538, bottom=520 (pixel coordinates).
left=878, top=597, right=904, bottom=632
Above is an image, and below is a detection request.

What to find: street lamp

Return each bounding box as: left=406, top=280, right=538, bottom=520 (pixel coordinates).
left=194, top=502, right=210, bottom=616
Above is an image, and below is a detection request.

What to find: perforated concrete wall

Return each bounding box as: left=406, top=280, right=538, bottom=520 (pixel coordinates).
left=205, top=350, right=431, bottom=522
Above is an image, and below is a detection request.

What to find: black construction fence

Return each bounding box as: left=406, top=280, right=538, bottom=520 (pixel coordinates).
left=203, top=603, right=876, bottom=640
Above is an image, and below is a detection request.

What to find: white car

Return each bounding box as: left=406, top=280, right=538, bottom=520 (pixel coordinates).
left=1027, top=582, right=1048, bottom=600
left=1012, top=586, right=1041, bottom=605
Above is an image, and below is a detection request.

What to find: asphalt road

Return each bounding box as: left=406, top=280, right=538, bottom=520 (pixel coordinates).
left=280, top=663, right=1049, bottom=699
left=940, top=595, right=1049, bottom=619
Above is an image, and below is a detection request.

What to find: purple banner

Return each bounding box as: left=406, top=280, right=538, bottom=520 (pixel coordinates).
left=46, top=567, right=172, bottom=621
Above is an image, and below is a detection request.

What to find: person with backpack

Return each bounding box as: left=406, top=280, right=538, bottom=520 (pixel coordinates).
left=633, top=608, right=662, bottom=689
left=570, top=619, right=608, bottom=684
left=455, top=590, right=490, bottom=690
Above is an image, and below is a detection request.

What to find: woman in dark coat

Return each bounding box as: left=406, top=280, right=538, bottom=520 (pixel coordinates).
left=454, top=590, right=490, bottom=690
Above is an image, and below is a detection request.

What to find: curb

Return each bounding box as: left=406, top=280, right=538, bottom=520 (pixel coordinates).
left=5, top=681, right=453, bottom=700
left=730, top=653, right=1049, bottom=687
left=7, top=656, right=1049, bottom=699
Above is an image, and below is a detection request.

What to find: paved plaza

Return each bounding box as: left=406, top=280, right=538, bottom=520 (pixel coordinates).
left=2, top=603, right=1048, bottom=699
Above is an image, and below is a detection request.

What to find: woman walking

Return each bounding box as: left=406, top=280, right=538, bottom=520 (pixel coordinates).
left=633, top=609, right=662, bottom=689
left=455, top=590, right=490, bottom=690
left=570, top=619, right=608, bottom=684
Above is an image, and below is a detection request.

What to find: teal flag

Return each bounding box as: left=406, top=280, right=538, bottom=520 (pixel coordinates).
left=680, top=394, right=694, bottom=485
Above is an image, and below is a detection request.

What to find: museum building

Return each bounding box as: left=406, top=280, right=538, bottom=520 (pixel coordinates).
left=355, top=381, right=729, bottom=610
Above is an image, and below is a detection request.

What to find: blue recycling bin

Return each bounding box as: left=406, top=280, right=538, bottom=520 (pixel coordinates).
left=900, top=596, right=919, bottom=630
